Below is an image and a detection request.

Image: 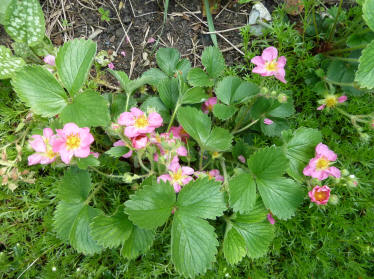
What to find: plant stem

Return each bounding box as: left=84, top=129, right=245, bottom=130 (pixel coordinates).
left=199, top=148, right=205, bottom=171
left=85, top=183, right=103, bottom=205
left=220, top=157, right=228, bottom=189
left=137, top=152, right=151, bottom=173
left=167, top=103, right=180, bottom=132
left=326, top=56, right=359, bottom=63
left=312, top=4, right=319, bottom=44
left=327, top=0, right=343, bottom=42
left=323, top=44, right=367, bottom=55
left=89, top=167, right=124, bottom=180
left=232, top=119, right=259, bottom=135
left=125, top=93, right=131, bottom=112
left=324, top=77, right=356, bottom=87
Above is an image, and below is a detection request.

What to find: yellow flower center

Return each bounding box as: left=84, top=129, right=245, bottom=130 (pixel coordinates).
left=46, top=149, right=57, bottom=159
left=265, top=60, right=278, bottom=72
left=314, top=191, right=328, bottom=202
left=325, top=96, right=338, bottom=108
left=170, top=169, right=183, bottom=183
left=66, top=134, right=81, bottom=150
left=208, top=173, right=214, bottom=180
left=316, top=157, right=329, bottom=170
left=134, top=115, right=149, bottom=129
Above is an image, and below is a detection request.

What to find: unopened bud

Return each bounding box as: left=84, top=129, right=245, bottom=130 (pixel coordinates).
left=0, top=167, right=7, bottom=176
left=347, top=180, right=358, bottom=187
left=261, top=87, right=269, bottom=95
left=277, top=93, right=288, bottom=103
left=341, top=169, right=349, bottom=176
left=360, top=133, right=370, bottom=142
left=328, top=194, right=339, bottom=205
left=2, top=175, right=9, bottom=185
left=271, top=90, right=277, bottom=96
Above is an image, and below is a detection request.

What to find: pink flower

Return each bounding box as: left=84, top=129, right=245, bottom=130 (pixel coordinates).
left=120, top=51, right=126, bottom=57
left=338, top=95, right=347, bottom=103
left=147, top=37, right=155, bottom=43
left=108, top=63, right=115, bottom=70
left=208, top=169, right=224, bottom=182
left=52, top=123, right=94, bottom=164
left=317, top=95, right=347, bottom=111
left=317, top=104, right=326, bottom=111
left=308, top=185, right=331, bottom=205
left=43, top=55, right=55, bottom=66
left=118, top=108, right=163, bottom=138
left=170, top=126, right=190, bottom=143
left=131, top=135, right=148, bottom=149
left=251, top=46, right=287, bottom=83
left=157, top=157, right=194, bottom=192
left=202, top=97, right=217, bottom=114
left=28, top=128, right=58, bottom=165
left=113, top=140, right=133, bottom=158
left=264, top=118, right=273, bottom=125
left=303, top=143, right=341, bottom=180
left=176, top=146, right=188, bottom=157
left=267, top=213, right=275, bottom=225
left=238, top=155, right=246, bottom=163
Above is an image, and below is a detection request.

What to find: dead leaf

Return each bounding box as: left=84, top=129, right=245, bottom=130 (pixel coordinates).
left=284, top=0, right=304, bottom=16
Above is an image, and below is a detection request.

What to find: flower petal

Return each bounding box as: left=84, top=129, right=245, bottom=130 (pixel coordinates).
left=261, top=46, right=278, bottom=62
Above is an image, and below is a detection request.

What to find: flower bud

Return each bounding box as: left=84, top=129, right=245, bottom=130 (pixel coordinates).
left=277, top=93, right=288, bottom=103
left=271, top=90, right=277, bottom=96
left=261, top=87, right=269, bottom=95
left=341, top=169, right=349, bottom=176
left=0, top=167, right=7, bottom=176
left=360, top=133, right=370, bottom=142
left=328, top=194, right=339, bottom=205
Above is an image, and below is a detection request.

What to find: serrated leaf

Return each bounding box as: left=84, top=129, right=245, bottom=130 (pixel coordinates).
left=215, top=76, right=259, bottom=105
left=59, top=168, right=92, bottom=203
left=0, top=46, right=25, bottom=79
left=141, top=68, right=168, bottom=86
left=56, top=39, right=97, bottom=95
left=108, top=69, right=130, bottom=90
left=282, top=128, right=322, bottom=181
left=223, top=226, right=247, bottom=265
left=229, top=173, right=256, bottom=213
left=121, top=226, right=155, bottom=259
left=347, top=31, right=374, bottom=48
left=140, top=96, right=171, bottom=123
left=256, top=177, right=304, bottom=220
left=363, top=0, right=374, bottom=32
left=105, top=146, right=130, bottom=158
left=90, top=206, right=133, bottom=249
left=248, top=146, right=289, bottom=180
left=176, top=177, right=226, bottom=219
left=201, top=46, right=225, bottom=78
left=260, top=117, right=289, bottom=137
left=267, top=101, right=295, bottom=118
left=11, top=65, right=67, bottom=117
left=171, top=212, right=218, bottom=278
left=205, top=127, right=233, bottom=152
left=60, top=90, right=110, bottom=127
left=156, top=48, right=180, bottom=76
left=54, top=202, right=85, bottom=242
left=0, top=0, right=12, bottom=25
left=4, top=0, right=45, bottom=46
left=355, top=40, right=374, bottom=89
left=234, top=199, right=268, bottom=224
left=125, top=181, right=176, bottom=229
left=157, top=78, right=179, bottom=110
left=187, top=68, right=214, bottom=87
left=176, top=58, right=191, bottom=80
left=76, top=155, right=100, bottom=170
left=212, top=104, right=237, bottom=120
left=181, top=87, right=208, bottom=104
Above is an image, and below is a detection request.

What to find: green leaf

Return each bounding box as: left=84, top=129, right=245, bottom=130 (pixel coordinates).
left=176, top=177, right=226, bottom=219
left=176, top=58, right=192, bottom=80
left=4, top=0, right=45, bottom=46
left=187, top=68, right=214, bottom=87
left=171, top=212, right=218, bottom=278
left=347, top=31, right=374, bottom=48
left=105, top=146, right=130, bottom=158
left=363, top=0, right=374, bottom=32
left=11, top=65, right=67, bottom=117
left=260, top=117, right=289, bottom=137
left=205, top=127, right=233, bottom=152
left=215, top=76, right=259, bottom=105
left=223, top=225, right=247, bottom=265
left=156, top=48, right=180, bottom=76
left=125, top=181, right=176, bottom=229
left=201, top=46, right=225, bottom=78
left=90, top=206, right=133, bottom=249
left=59, top=168, right=92, bottom=203
left=0, top=0, right=11, bottom=25
left=56, top=39, right=97, bottom=95
left=355, top=40, right=374, bottom=89
left=0, top=46, right=25, bottom=79
left=141, top=68, right=168, bottom=86
left=282, top=128, right=322, bottom=181
left=234, top=199, right=268, bottom=224
left=229, top=173, right=256, bottom=213
left=108, top=69, right=130, bottom=90
left=247, top=146, right=289, bottom=180
left=54, top=202, right=85, bottom=242
left=267, top=101, right=295, bottom=118
left=212, top=104, right=237, bottom=120
left=256, top=177, right=304, bottom=220
left=181, top=87, right=208, bottom=104
left=60, top=90, right=110, bottom=127
left=140, top=96, right=171, bottom=123
left=121, top=226, right=155, bottom=259
left=76, top=155, right=100, bottom=170
left=157, top=78, right=179, bottom=110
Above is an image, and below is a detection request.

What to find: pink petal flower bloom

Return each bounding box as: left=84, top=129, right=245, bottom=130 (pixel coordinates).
left=157, top=157, right=194, bottom=192
left=52, top=123, right=94, bottom=164
left=118, top=108, right=163, bottom=138
left=338, top=95, right=347, bottom=103
left=267, top=213, right=275, bottom=225
left=176, top=146, right=188, bottom=157
left=318, top=95, right=347, bottom=111
left=208, top=169, right=224, bottom=182
left=264, top=118, right=273, bottom=125
left=251, top=46, right=287, bottom=83
left=238, top=155, right=246, bottom=163
left=43, top=55, right=55, bottom=66
left=120, top=51, right=126, bottom=57
left=108, top=63, right=115, bottom=70
left=317, top=104, right=326, bottom=111
left=303, top=143, right=341, bottom=180
left=147, top=37, right=155, bottom=43
left=170, top=126, right=190, bottom=143
left=131, top=135, right=148, bottom=149
left=202, top=97, right=217, bottom=114
left=308, top=185, right=331, bottom=205
left=113, top=140, right=133, bottom=158
left=28, top=128, right=58, bottom=165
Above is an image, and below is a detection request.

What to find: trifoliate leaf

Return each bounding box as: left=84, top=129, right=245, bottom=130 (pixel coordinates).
left=229, top=173, right=256, bottom=213
left=187, top=68, right=214, bottom=87
left=56, top=39, right=97, bottom=95
left=59, top=168, right=92, bottom=203
left=60, top=90, right=110, bottom=127
left=0, top=46, right=25, bottom=79
left=176, top=177, right=226, bottom=219
left=181, top=87, right=208, bottom=104
left=11, top=65, right=68, bottom=117
left=108, top=69, right=130, bottom=90
left=176, top=58, right=191, bottom=80
left=157, top=78, right=179, bottom=110
left=124, top=181, right=176, bottom=229
left=76, top=155, right=100, bottom=170
left=121, top=225, right=155, bottom=259
left=140, top=96, right=171, bottom=123
left=212, top=104, right=237, bottom=120
left=141, top=68, right=168, bottom=87
left=90, top=206, right=133, bottom=249
left=171, top=212, right=218, bottom=278
left=156, top=48, right=180, bottom=76
left=105, top=146, right=130, bottom=158
left=54, top=202, right=85, bottom=242
left=363, top=0, right=374, bottom=32
left=4, top=0, right=45, bottom=46
left=205, top=127, right=233, bottom=152
left=223, top=225, right=247, bottom=265
left=282, top=127, right=322, bottom=181
left=267, top=101, right=295, bottom=118
left=215, top=76, right=259, bottom=105
left=201, top=46, right=225, bottom=78
left=355, top=40, right=374, bottom=89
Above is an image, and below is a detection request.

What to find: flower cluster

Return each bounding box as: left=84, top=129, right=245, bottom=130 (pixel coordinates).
left=28, top=123, right=94, bottom=165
